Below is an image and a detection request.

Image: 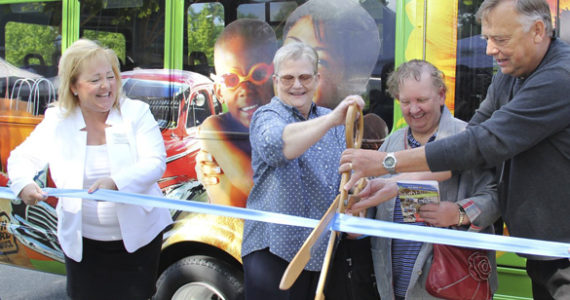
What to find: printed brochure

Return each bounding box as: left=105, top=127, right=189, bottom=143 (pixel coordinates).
left=397, top=180, right=440, bottom=222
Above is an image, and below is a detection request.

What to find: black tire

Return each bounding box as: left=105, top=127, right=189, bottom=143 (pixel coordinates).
left=154, top=255, right=244, bottom=300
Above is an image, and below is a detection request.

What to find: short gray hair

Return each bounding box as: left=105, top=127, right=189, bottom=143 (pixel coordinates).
left=476, top=0, right=553, bottom=35
left=386, top=59, right=446, bottom=99
left=273, top=42, right=318, bottom=75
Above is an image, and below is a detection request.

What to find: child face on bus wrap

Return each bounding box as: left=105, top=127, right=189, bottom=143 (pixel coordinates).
left=283, top=15, right=345, bottom=109
left=214, top=35, right=274, bottom=128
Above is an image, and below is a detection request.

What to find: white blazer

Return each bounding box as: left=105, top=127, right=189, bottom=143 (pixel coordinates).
left=8, top=98, right=172, bottom=262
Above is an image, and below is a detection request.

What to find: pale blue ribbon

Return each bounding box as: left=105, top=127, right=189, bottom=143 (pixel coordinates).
left=1, top=187, right=568, bottom=258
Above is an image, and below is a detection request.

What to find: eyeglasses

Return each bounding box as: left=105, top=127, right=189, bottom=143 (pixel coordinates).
left=216, top=63, right=273, bottom=89
left=275, top=73, right=316, bottom=87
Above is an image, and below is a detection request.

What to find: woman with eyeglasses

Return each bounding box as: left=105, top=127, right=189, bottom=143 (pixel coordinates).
left=241, top=42, right=365, bottom=300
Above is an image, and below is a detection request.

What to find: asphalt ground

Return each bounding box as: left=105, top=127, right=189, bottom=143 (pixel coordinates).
left=0, top=263, right=68, bottom=300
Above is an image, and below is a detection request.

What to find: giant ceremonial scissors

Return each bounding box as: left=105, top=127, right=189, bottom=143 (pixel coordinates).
left=279, top=103, right=365, bottom=299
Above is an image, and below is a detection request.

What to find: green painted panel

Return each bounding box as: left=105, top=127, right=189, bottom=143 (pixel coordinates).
left=495, top=266, right=532, bottom=299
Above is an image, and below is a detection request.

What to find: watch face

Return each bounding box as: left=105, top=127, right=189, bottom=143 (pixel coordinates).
left=384, top=156, right=395, bottom=167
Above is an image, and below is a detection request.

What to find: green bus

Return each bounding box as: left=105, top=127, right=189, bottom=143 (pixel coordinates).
left=0, top=0, right=568, bottom=299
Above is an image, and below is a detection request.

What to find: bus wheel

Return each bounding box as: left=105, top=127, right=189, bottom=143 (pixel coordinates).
left=154, top=255, right=243, bottom=300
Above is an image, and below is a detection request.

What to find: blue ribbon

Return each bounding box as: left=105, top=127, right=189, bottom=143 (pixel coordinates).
left=1, top=187, right=568, bottom=258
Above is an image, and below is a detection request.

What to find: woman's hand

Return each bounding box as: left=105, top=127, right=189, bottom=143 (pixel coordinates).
left=18, top=182, right=47, bottom=205
left=419, top=202, right=468, bottom=227
left=88, top=177, right=118, bottom=193
left=327, top=95, right=365, bottom=127
left=346, top=177, right=398, bottom=214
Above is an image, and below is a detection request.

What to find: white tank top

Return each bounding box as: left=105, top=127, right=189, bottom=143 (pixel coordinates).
left=81, top=144, right=122, bottom=241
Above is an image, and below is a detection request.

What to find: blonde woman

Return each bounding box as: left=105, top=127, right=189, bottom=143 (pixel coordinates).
left=8, top=39, right=171, bottom=300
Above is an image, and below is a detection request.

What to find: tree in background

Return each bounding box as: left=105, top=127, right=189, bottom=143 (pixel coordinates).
left=187, top=3, right=224, bottom=66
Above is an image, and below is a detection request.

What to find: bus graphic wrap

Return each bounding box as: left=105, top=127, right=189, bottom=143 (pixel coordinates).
left=0, top=0, right=568, bottom=299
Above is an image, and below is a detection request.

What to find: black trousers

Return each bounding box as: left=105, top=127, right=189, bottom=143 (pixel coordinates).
left=65, top=233, right=162, bottom=300
left=243, top=248, right=320, bottom=300
left=324, top=236, right=380, bottom=300
left=526, top=258, right=570, bottom=300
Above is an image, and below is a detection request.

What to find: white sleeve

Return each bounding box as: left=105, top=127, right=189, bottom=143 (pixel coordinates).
left=7, top=111, right=54, bottom=196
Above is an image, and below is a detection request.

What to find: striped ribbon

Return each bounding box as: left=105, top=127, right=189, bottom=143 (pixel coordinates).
left=1, top=187, right=568, bottom=258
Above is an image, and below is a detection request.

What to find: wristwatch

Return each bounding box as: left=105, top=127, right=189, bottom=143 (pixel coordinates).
left=457, top=204, right=467, bottom=226
left=382, top=152, right=397, bottom=174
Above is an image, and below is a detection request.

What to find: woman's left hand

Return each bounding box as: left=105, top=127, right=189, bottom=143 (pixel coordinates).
left=328, top=95, right=365, bottom=127
left=419, top=202, right=465, bottom=227
left=346, top=177, right=398, bottom=214
left=88, top=177, right=118, bottom=193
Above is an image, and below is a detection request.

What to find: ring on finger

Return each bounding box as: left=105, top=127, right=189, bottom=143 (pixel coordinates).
left=348, top=162, right=353, bottom=170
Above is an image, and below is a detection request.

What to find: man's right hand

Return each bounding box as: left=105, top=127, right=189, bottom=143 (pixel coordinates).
left=339, top=149, right=387, bottom=191
left=18, top=182, right=47, bottom=205
left=195, top=149, right=223, bottom=185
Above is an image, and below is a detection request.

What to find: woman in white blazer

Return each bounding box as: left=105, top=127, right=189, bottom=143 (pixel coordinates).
left=8, top=39, right=172, bottom=300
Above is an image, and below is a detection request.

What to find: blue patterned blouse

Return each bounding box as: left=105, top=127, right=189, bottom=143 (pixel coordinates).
left=242, top=97, right=345, bottom=271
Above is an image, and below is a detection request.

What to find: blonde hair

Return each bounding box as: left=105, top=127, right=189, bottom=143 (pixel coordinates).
left=57, top=38, right=122, bottom=116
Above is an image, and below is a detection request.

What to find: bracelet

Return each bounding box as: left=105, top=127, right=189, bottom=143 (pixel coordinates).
left=457, top=204, right=466, bottom=226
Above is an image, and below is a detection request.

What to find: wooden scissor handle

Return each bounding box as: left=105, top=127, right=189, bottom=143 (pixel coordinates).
left=314, top=104, right=363, bottom=299
left=279, top=103, right=365, bottom=297
left=338, top=104, right=364, bottom=214
left=345, top=104, right=364, bottom=149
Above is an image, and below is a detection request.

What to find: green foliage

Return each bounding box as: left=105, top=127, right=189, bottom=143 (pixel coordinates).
left=187, top=3, right=224, bottom=65
left=5, top=22, right=58, bottom=67
left=83, top=30, right=126, bottom=63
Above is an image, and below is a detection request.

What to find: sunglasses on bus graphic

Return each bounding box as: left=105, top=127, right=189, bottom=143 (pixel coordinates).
left=215, top=63, right=274, bottom=90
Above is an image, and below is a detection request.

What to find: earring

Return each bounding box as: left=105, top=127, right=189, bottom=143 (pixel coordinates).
left=73, top=92, right=78, bottom=96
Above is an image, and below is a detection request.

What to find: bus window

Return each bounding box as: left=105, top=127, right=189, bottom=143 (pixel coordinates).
left=269, top=2, right=297, bottom=23
left=454, top=0, right=494, bottom=123
left=454, top=0, right=569, bottom=122
left=0, top=2, right=61, bottom=79
left=237, top=3, right=264, bottom=20
left=0, top=2, right=61, bottom=116
left=185, top=2, right=224, bottom=76
left=361, top=0, right=396, bottom=132
left=83, top=30, right=126, bottom=67
left=237, top=2, right=297, bottom=40
left=79, top=0, right=165, bottom=70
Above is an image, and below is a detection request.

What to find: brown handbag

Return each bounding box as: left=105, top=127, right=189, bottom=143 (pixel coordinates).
left=426, top=244, right=492, bottom=300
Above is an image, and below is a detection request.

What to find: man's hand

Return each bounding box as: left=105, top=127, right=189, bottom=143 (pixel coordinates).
left=195, top=149, right=223, bottom=185
left=88, top=177, right=117, bottom=193
left=339, top=149, right=386, bottom=191
left=18, top=182, right=47, bottom=205
left=419, top=202, right=468, bottom=227
left=346, top=177, right=398, bottom=214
